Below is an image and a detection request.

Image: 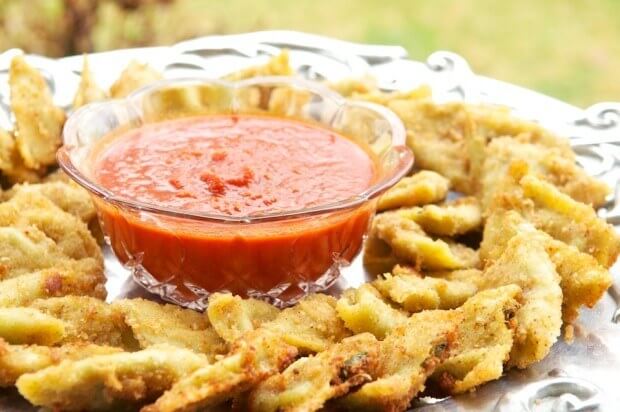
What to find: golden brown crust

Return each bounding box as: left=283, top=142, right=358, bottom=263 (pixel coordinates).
left=0, top=338, right=121, bottom=387
left=73, top=55, right=107, bottom=108
left=432, top=285, right=522, bottom=394
left=388, top=100, right=475, bottom=193
left=488, top=173, right=620, bottom=268
left=0, top=190, right=103, bottom=283
left=30, top=296, right=136, bottom=348
left=336, top=284, right=408, bottom=339
left=0, top=267, right=106, bottom=308
left=362, top=224, right=402, bottom=276
left=207, top=293, right=280, bottom=343
left=373, top=270, right=478, bottom=313
left=4, top=181, right=97, bottom=224
left=338, top=310, right=457, bottom=411
left=481, top=210, right=613, bottom=324
left=109, top=60, right=163, bottom=98
left=478, top=232, right=562, bottom=368
left=373, top=211, right=479, bottom=271
left=248, top=333, right=381, bottom=412
left=143, top=294, right=344, bottom=412
left=395, top=196, right=482, bottom=237
left=16, top=345, right=209, bottom=411
left=0, top=129, right=44, bottom=185
left=475, top=135, right=609, bottom=210
left=9, top=56, right=65, bottom=169
left=0, top=307, right=66, bottom=346
left=377, top=170, right=450, bottom=212
left=224, top=51, right=293, bottom=81
left=114, top=298, right=228, bottom=359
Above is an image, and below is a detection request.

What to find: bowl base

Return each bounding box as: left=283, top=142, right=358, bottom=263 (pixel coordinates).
left=128, top=257, right=349, bottom=309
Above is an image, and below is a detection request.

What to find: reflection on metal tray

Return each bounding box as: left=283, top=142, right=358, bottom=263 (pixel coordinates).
left=0, top=31, right=619, bottom=412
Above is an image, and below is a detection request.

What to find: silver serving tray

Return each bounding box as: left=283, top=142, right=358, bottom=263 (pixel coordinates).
left=1, top=31, right=619, bottom=412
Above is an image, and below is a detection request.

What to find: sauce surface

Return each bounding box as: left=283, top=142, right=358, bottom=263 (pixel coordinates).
left=94, top=115, right=375, bottom=216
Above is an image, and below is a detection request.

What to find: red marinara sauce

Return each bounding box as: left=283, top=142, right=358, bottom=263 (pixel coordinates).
left=91, top=114, right=377, bottom=302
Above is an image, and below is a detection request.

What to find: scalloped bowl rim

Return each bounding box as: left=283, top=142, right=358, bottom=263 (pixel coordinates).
left=58, top=75, right=414, bottom=223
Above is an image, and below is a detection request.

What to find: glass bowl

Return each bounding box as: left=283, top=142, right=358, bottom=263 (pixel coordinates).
left=58, top=76, right=413, bottom=308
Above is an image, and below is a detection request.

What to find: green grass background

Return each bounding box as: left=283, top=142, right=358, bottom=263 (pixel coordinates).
left=2, top=0, right=620, bottom=107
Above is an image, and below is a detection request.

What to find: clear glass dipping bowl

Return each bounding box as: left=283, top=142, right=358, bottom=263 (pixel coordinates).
left=58, top=76, right=413, bottom=308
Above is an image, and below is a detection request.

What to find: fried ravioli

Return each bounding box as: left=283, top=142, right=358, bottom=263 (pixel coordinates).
left=377, top=170, right=450, bottom=212
left=4, top=181, right=97, bottom=224
left=0, top=225, right=72, bottom=280
left=477, top=232, right=562, bottom=368
left=481, top=210, right=612, bottom=324
left=0, top=129, right=43, bottom=184
left=491, top=173, right=620, bottom=267
left=207, top=293, right=280, bottom=343
left=260, top=294, right=349, bottom=354
left=433, top=285, right=521, bottom=394
left=114, top=299, right=227, bottom=358
left=475, top=136, right=609, bottom=209
left=396, top=196, right=482, bottom=237
left=387, top=100, right=475, bottom=193
left=336, top=284, right=408, bottom=339
left=518, top=174, right=619, bottom=267
left=373, top=212, right=478, bottom=270
left=0, top=191, right=102, bottom=280
left=9, top=56, right=66, bottom=169
left=224, top=51, right=293, bottom=81
left=30, top=296, right=135, bottom=348
left=409, top=223, right=562, bottom=369
left=144, top=331, right=297, bottom=412
left=544, top=240, right=612, bottom=324
left=17, top=345, right=209, bottom=411
left=339, top=311, right=455, bottom=411
left=469, top=104, right=573, bottom=152
left=110, top=60, right=163, bottom=99
left=0, top=339, right=121, bottom=387
left=0, top=307, right=65, bottom=345
left=248, top=333, right=381, bottom=412
left=144, top=295, right=345, bottom=412
left=466, top=105, right=573, bottom=192
left=73, top=55, right=107, bottom=108
left=373, top=270, right=478, bottom=313
left=0, top=267, right=106, bottom=308
left=363, top=225, right=401, bottom=275
left=0, top=190, right=101, bottom=262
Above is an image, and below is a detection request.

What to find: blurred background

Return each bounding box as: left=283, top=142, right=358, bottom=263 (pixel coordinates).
left=1, top=0, right=618, bottom=107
